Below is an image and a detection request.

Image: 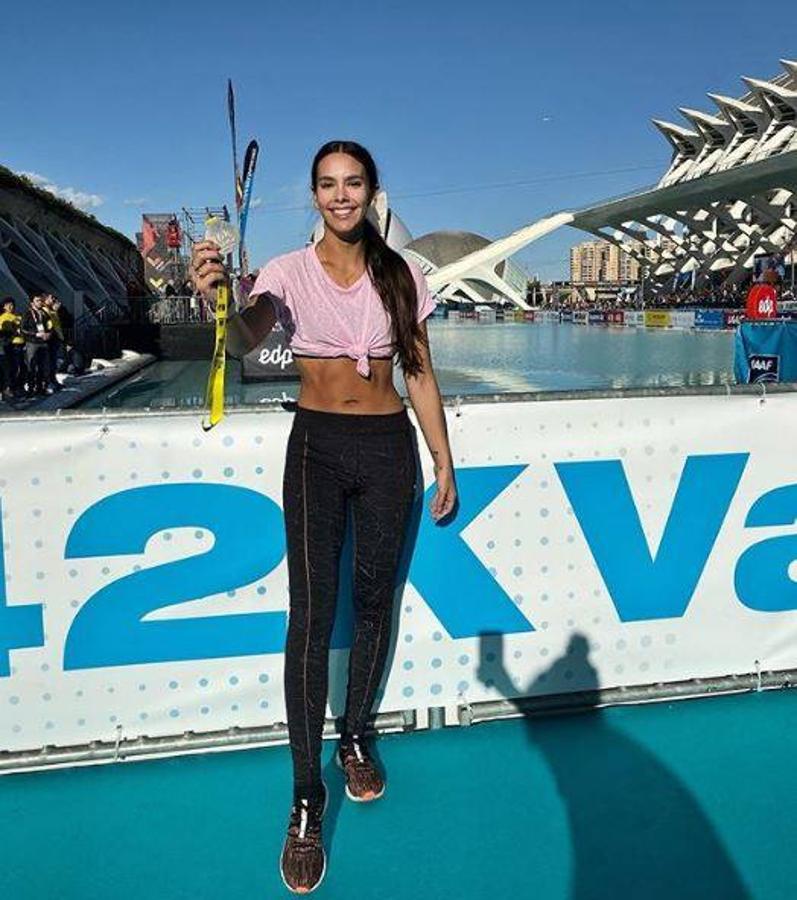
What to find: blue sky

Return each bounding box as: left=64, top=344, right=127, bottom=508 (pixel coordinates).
left=3, top=0, right=796, bottom=280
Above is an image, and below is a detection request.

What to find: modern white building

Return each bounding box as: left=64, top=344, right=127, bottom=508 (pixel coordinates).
left=0, top=166, right=145, bottom=313
left=425, top=59, right=797, bottom=300
left=403, top=231, right=529, bottom=307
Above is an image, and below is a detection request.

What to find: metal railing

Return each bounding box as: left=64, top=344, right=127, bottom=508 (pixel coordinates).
left=1, top=667, right=793, bottom=774
left=147, top=295, right=214, bottom=325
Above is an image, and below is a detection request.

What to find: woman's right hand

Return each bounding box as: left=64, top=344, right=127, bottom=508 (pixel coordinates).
left=189, top=241, right=230, bottom=303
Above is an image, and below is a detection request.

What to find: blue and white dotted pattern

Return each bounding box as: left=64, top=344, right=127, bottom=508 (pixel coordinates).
left=1, top=392, right=796, bottom=754
left=0, top=416, right=289, bottom=751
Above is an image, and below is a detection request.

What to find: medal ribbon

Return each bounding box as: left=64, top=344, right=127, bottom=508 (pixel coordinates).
left=202, top=284, right=229, bottom=431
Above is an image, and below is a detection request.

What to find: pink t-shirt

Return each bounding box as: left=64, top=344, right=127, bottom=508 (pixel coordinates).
left=246, top=244, right=437, bottom=377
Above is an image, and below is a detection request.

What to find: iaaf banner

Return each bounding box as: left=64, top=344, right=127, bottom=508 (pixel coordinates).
left=734, top=321, right=797, bottom=384
left=1, top=392, right=797, bottom=756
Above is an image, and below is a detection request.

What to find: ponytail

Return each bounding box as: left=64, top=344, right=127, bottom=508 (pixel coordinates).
left=362, top=219, right=427, bottom=377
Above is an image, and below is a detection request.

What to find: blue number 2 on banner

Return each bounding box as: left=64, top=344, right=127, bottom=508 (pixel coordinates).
left=63, top=484, right=286, bottom=669
left=0, top=511, right=45, bottom=677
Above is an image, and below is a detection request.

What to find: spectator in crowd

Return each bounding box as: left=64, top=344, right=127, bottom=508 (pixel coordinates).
left=0, top=297, right=26, bottom=399
left=43, top=294, right=65, bottom=390
left=54, top=297, right=78, bottom=376
left=21, top=295, right=54, bottom=396
left=744, top=267, right=780, bottom=320
left=550, top=277, right=751, bottom=312
left=45, top=292, right=72, bottom=334
left=0, top=295, right=91, bottom=403
left=0, top=317, right=6, bottom=397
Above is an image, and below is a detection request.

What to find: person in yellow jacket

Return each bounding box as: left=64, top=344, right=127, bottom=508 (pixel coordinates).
left=0, top=298, right=26, bottom=398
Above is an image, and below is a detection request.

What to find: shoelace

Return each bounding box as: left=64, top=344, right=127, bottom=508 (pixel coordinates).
left=288, top=797, right=324, bottom=843
left=340, top=734, right=369, bottom=766
left=340, top=738, right=383, bottom=791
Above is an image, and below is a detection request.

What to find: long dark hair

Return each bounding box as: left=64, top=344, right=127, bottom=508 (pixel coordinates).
left=311, top=140, right=428, bottom=377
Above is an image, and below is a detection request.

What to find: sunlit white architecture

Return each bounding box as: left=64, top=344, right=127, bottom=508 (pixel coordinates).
left=403, top=231, right=530, bottom=307
left=426, top=59, right=797, bottom=299
left=0, top=167, right=144, bottom=313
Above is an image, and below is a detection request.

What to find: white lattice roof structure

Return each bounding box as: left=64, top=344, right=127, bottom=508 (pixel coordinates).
left=428, top=59, right=797, bottom=299
left=0, top=167, right=145, bottom=312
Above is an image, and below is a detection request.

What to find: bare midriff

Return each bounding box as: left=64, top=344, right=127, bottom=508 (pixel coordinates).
left=295, top=356, right=405, bottom=414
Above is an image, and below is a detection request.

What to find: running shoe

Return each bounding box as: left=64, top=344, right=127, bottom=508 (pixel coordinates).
left=279, top=784, right=327, bottom=894
left=337, top=735, right=385, bottom=802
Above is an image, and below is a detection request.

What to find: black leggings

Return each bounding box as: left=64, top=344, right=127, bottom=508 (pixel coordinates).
left=282, top=405, right=417, bottom=799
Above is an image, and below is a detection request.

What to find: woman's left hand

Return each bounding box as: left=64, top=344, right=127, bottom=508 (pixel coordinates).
left=430, top=465, right=457, bottom=522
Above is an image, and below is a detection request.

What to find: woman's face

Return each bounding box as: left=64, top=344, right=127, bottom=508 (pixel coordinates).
left=313, top=152, right=372, bottom=239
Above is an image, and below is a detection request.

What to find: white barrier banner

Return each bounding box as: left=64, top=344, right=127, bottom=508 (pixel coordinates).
left=1, top=393, right=797, bottom=754
left=624, top=310, right=645, bottom=327
left=671, top=310, right=697, bottom=330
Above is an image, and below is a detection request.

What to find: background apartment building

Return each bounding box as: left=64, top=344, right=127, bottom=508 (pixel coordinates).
left=569, top=240, right=640, bottom=283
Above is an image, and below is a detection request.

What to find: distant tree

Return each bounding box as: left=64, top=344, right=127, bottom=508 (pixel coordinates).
left=526, top=278, right=543, bottom=305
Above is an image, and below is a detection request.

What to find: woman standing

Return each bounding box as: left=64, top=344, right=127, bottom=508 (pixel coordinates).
left=191, top=141, right=456, bottom=894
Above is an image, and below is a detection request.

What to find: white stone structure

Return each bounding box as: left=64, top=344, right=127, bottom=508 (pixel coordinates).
left=0, top=168, right=145, bottom=314
left=403, top=231, right=531, bottom=308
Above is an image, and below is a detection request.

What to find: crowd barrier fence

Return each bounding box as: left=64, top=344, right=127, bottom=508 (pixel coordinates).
left=525, top=307, right=747, bottom=331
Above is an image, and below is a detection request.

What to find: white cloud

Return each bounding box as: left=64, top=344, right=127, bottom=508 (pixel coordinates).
left=276, top=174, right=312, bottom=209
left=249, top=197, right=263, bottom=209
left=17, top=170, right=105, bottom=211
left=123, top=196, right=149, bottom=207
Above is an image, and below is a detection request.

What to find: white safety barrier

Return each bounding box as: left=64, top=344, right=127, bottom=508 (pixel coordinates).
left=670, top=310, right=697, bottom=330
left=1, top=389, right=796, bottom=763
